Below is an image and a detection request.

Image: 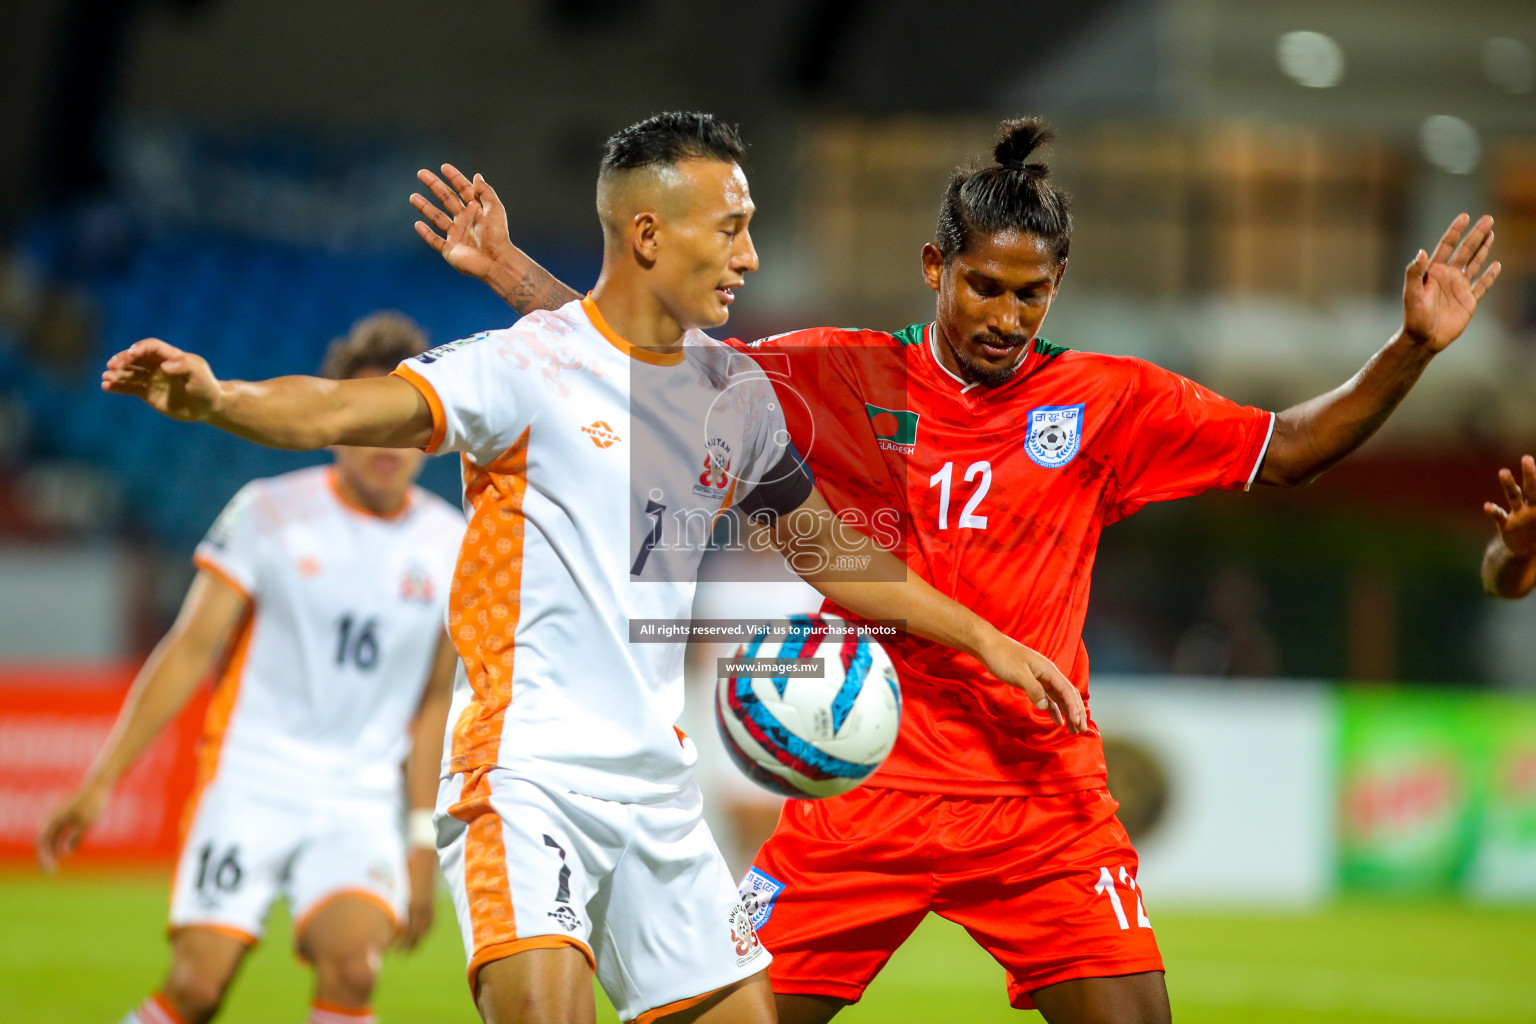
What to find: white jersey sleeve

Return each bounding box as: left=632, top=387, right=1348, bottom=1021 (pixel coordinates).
left=392, top=329, right=550, bottom=466
left=721, top=357, right=814, bottom=523
left=193, top=480, right=269, bottom=597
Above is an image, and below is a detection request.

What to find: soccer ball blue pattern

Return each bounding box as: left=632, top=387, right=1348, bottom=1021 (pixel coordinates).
left=715, top=614, right=902, bottom=799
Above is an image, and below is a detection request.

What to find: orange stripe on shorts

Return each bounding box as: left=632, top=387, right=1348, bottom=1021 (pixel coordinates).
left=449, top=767, right=517, bottom=962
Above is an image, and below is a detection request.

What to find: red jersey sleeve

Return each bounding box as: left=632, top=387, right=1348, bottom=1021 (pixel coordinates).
left=1105, top=358, right=1274, bottom=523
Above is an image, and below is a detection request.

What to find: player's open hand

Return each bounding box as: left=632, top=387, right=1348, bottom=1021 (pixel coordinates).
left=1402, top=213, right=1501, bottom=353
left=35, top=784, right=108, bottom=872
left=411, top=164, right=512, bottom=281
left=395, top=847, right=438, bottom=952
left=978, top=632, right=1087, bottom=733
left=102, top=338, right=221, bottom=422
left=1485, top=455, right=1536, bottom=559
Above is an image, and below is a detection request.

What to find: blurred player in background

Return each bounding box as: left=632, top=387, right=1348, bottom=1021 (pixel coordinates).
left=97, top=112, right=1083, bottom=1024
left=414, top=113, right=1501, bottom=1024
left=1482, top=455, right=1536, bottom=599
left=37, top=314, right=464, bottom=1024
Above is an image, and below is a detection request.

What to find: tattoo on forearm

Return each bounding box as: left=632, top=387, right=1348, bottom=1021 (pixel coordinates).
left=503, top=265, right=579, bottom=316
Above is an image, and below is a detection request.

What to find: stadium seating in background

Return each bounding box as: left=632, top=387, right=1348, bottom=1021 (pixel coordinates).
left=4, top=225, right=597, bottom=545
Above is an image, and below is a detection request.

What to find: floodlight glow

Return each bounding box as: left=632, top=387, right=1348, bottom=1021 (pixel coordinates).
left=1277, top=31, right=1345, bottom=89
left=1419, top=115, right=1481, bottom=175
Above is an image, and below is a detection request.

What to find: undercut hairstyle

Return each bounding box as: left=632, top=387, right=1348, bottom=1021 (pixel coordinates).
left=598, top=111, right=747, bottom=178
left=934, top=117, right=1072, bottom=264
left=319, top=311, right=427, bottom=380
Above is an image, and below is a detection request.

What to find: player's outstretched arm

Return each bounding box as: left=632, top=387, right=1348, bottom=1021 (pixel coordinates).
left=35, top=570, right=249, bottom=871
left=411, top=164, right=580, bottom=316
left=1258, top=214, right=1501, bottom=487
left=760, top=489, right=1086, bottom=733
left=397, top=630, right=456, bottom=951
left=1482, top=455, right=1536, bottom=599
left=101, top=338, right=433, bottom=450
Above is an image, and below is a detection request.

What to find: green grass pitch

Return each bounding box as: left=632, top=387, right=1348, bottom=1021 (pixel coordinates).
left=4, top=871, right=1534, bottom=1023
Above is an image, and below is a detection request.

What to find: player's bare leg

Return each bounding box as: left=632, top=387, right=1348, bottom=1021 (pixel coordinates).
left=654, top=970, right=775, bottom=1023
left=154, top=927, right=251, bottom=1023
left=476, top=946, right=595, bottom=1024
left=298, top=896, right=397, bottom=1012
left=773, top=993, right=846, bottom=1024
left=1030, top=971, right=1171, bottom=1024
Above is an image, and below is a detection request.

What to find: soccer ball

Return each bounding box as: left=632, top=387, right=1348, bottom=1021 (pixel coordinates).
left=1036, top=422, right=1068, bottom=453
left=715, top=614, right=901, bottom=799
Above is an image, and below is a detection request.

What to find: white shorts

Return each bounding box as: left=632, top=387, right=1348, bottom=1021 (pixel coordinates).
left=437, top=768, right=768, bottom=1023
left=169, top=772, right=407, bottom=948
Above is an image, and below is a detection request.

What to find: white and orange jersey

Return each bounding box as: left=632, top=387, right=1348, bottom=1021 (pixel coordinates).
left=392, top=296, right=812, bottom=804
left=191, top=465, right=463, bottom=801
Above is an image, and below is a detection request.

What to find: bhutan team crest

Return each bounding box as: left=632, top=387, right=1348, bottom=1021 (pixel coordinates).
left=693, top=437, right=733, bottom=498
left=728, top=895, right=765, bottom=967
left=399, top=564, right=435, bottom=603
left=1025, top=403, right=1084, bottom=469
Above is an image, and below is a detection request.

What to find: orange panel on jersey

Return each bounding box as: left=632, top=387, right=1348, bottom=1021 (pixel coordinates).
left=191, top=613, right=255, bottom=791
left=448, top=430, right=531, bottom=773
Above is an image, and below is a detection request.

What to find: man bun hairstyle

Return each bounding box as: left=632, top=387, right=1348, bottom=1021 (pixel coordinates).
left=319, top=311, right=427, bottom=380
left=935, top=116, right=1072, bottom=264
left=599, top=111, right=747, bottom=177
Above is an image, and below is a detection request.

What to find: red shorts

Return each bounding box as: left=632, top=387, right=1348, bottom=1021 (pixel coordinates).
left=743, top=786, right=1163, bottom=1010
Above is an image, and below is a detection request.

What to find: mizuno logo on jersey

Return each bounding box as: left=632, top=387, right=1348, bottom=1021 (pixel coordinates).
left=865, top=404, right=920, bottom=454
left=582, top=420, right=621, bottom=448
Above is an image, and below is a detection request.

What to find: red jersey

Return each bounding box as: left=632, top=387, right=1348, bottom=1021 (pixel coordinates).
left=737, top=322, right=1274, bottom=795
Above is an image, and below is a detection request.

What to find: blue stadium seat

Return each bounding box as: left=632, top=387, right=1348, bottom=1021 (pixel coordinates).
left=10, top=225, right=597, bottom=546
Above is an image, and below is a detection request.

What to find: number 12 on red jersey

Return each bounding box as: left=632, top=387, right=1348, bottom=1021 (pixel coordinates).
left=929, top=461, right=992, bottom=530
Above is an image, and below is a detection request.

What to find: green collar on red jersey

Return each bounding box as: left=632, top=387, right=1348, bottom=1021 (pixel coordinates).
left=1033, top=336, right=1069, bottom=359
left=895, top=322, right=1070, bottom=360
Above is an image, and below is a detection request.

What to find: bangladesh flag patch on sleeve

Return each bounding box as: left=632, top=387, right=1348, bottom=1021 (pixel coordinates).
left=865, top=403, right=920, bottom=452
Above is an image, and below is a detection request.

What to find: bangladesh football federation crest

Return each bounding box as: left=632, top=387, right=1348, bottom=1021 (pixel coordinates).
left=1025, top=403, right=1084, bottom=469
left=737, top=867, right=784, bottom=930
